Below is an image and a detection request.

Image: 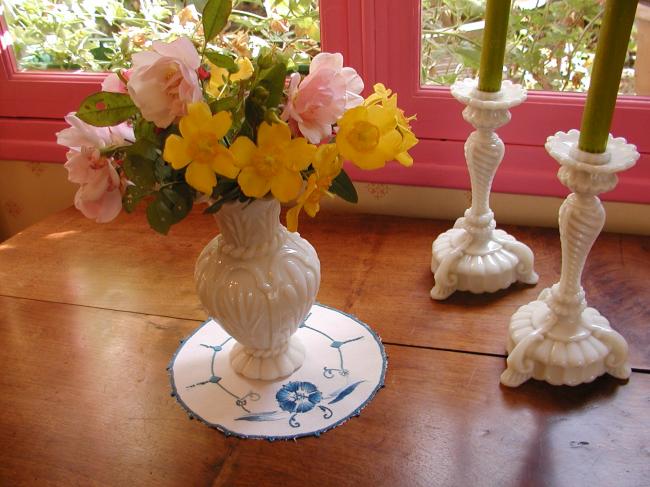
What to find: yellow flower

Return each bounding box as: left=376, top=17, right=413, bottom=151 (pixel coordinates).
left=231, top=57, right=254, bottom=82
left=363, top=83, right=418, bottom=166
left=206, top=58, right=254, bottom=97
left=286, top=144, right=342, bottom=232
left=336, top=105, right=402, bottom=170
left=162, top=102, right=239, bottom=195
left=230, top=121, right=317, bottom=202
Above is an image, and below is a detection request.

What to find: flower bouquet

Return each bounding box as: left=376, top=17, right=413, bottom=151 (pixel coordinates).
left=57, top=0, right=417, bottom=380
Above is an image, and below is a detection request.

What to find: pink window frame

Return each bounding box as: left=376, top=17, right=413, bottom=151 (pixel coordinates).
left=2, top=0, right=649, bottom=203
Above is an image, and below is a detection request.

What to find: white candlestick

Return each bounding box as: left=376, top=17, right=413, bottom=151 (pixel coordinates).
left=501, top=130, right=638, bottom=387
left=431, top=78, right=538, bottom=300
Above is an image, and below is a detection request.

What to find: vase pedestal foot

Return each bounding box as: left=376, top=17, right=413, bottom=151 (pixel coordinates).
left=500, top=288, right=631, bottom=387
left=230, top=336, right=306, bottom=381
left=431, top=223, right=538, bottom=300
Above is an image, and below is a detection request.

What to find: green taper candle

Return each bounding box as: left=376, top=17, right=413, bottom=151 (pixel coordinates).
left=579, top=0, right=638, bottom=154
left=478, top=0, right=512, bottom=92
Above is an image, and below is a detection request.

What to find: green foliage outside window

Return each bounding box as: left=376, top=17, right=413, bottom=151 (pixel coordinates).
left=421, top=0, right=638, bottom=93
left=2, top=0, right=319, bottom=71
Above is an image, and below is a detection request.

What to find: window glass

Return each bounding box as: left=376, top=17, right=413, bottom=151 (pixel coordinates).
left=421, top=0, right=640, bottom=95
left=1, top=0, right=320, bottom=72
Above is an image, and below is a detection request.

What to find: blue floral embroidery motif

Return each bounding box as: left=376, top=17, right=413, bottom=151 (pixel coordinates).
left=276, top=381, right=322, bottom=413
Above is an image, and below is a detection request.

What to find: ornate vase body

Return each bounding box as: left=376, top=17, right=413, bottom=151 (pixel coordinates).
left=195, top=198, right=320, bottom=381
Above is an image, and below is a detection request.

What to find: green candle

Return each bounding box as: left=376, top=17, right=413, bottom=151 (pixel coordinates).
left=478, top=0, right=512, bottom=92
left=578, top=0, right=638, bottom=154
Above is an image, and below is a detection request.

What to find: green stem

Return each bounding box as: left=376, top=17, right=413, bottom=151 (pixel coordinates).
left=231, top=9, right=268, bottom=21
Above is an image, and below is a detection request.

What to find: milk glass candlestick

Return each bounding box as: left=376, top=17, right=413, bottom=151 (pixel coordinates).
left=431, top=0, right=538, bottom=300
left=501, top=0, right=638, bottom=387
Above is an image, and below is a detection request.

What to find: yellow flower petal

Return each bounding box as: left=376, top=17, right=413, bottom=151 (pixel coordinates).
left=210, top=146, right=240, bottom=179
left=339, top=106, right=367, bottom=125
left=180, top=102, right=211, bottom=139
left=395, top=151, right=413, bottom=167
left=257, top=121, right=291, bottom=149
left=238, top=167, right=272, bottom=198
left=209, top=111, right=232, bottom=140
left=163, top=134, right=191, bottom=169
left=230, top=136, right=257, bottom=168
left=283, top=137, right=317, bottom=171
left=312, top=143, right=342, bottom=177
left=286, top=204, right=302, bottom=233
left=303, top=198, right=321, bottom=218
left=187, top=101, right=213, bottom=124
left=367, top=104, right=397, bottom=133
left=206, top=63, right=229, bottom=97
left=377, top=129, right=402, bottom=159
left=271, top=168, right=303, bottom=202
left=231, top=57, right=254, bottom=82
left=185, top=161, right=217, bottom=195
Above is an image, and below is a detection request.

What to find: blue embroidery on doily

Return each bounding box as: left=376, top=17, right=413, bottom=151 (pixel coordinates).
left=167, top=302, right=387, bottom=440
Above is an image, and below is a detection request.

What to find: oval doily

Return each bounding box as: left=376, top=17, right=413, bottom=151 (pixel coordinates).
left=168, top=303, right=387, bottom=440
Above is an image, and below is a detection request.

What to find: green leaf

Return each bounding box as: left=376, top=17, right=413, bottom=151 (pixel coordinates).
left=202, top=0, right=232, bottom=43
left=146, top=193, right=174, bottom=235
left=205, top=51, right=239, bottom=73
left=329, top=169, right=358, bottom=204
left=134, top=118, right=157, bottom=144
left=76, top=92, right=138, bottom=127
left=205, top=179, right=242, bottom=213
left=209, top=96, right=238, bottom=114
left=126, top=139, right=159, bottom=160
left=161, top=185, right=193, bottom=223
left=122, top=185, right=150, bottom=213
left=257, top=61, right=287, bottom=108
left=154, top=157, right=173, bottom=183
left=123, top=154, right=156, bottom=190
left=90, top=43, right=112, bottom=61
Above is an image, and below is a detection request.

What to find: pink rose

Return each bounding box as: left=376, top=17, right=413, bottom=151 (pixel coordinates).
left=57, top=114, right=133, bottom=223
left=101, top=70, right=131, bottom=93
left=282, top=52, right=364, bottom=144
left=127, top=37, right=202, bottom=128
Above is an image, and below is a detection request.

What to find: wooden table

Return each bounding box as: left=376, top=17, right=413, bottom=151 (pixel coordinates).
left=0, top=207, right=648, bottom=487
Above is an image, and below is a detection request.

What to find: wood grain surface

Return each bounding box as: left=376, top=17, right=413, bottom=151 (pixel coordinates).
left=1, top=207, right=648, bottom=368
left=0, top=297, right=648, bottom=487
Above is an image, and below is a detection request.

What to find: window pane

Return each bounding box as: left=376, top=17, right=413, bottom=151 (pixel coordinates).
left=421, top=0, right=641, bottom=95
left=1, top=0, right=320, bottom=72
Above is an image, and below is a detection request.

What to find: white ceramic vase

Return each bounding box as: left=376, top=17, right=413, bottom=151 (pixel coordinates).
left=195, top=198, right=320, bottom=381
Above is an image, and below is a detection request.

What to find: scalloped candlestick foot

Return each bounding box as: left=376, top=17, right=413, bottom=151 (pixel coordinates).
left=431, top=78, right=538, bottom=300
left=431, top=223, right=538, bottom=300
left=230, top=337, right=306, bottom=381
left=500, top=291, right=631, bottom=387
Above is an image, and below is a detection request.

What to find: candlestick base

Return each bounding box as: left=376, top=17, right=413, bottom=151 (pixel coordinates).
left=500, top=287, right=631, bottom=387
left=430, top=213, right=538, bottom=300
